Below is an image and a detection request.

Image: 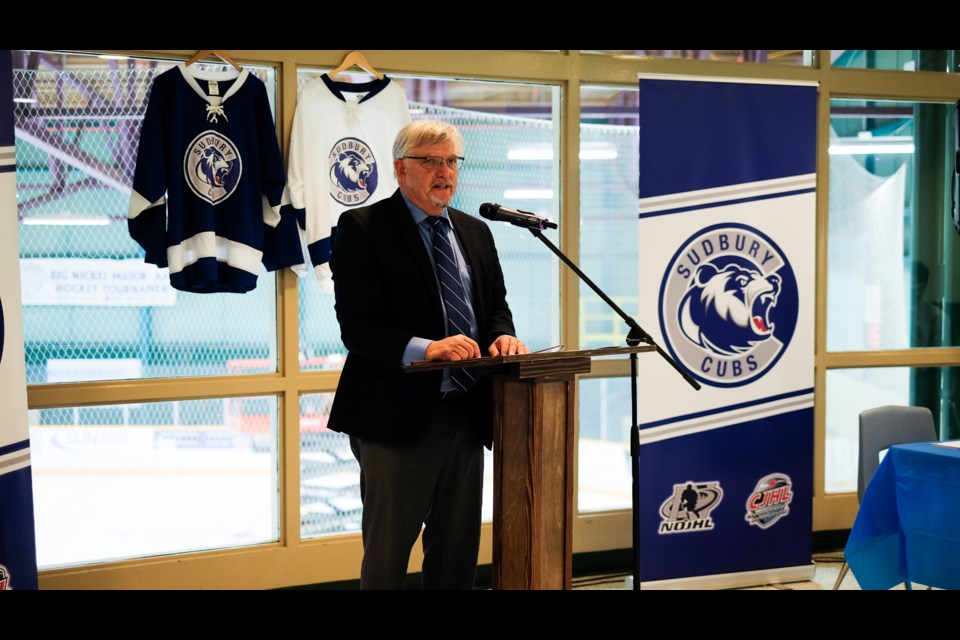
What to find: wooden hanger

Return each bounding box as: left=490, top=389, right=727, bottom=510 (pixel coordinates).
left=328, top=50, right=384, bottom=80
left=185, top=50, right=243, bottom=72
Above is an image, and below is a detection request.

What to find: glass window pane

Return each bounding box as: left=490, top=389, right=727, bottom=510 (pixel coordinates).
left=30, top=396, right=279, bottom=569
left=579, top=86, right=639, bottom=349
left=582, top=50, right=814, bottom=66
left=296, top=70, right=562, bottom=370
left=825, top=367, right=952, bottom=494
left=577, top=87, right=639, bottom=513
left=14, top=51, right=281, bottom=383
left=299, top=393, right=360, bottom=538
left=827, top=98, right=959, bottom=351
left=299, top=392, right=496, bottom=540
left=831, top=50, right=959, bottom=72
left=578, top=377, right=632, bottom=513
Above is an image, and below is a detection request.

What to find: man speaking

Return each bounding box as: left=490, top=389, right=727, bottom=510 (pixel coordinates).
left=328, top=120, right=529, bottom=589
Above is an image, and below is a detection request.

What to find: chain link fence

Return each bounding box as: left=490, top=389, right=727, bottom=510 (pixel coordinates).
left=15, top=52, right=279, bottom=385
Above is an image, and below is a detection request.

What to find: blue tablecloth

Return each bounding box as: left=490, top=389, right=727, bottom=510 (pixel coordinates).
left=845, top=441, right=960, bottom=590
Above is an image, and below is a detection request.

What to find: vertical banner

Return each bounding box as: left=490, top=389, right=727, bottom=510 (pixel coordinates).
left=637, top=78, right=816, bottom=587
left=0, top=50, right=39, bottom=590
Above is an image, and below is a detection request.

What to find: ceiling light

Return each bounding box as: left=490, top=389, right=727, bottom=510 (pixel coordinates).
left=829, top=136, right=914, bottom=156
left=507, top=142, right=618, bottom=161
left=503, top=189, right=554, bottom=200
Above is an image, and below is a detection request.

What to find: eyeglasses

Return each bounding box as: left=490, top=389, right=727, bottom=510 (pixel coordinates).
left=402, top=155, right=465, bottom=171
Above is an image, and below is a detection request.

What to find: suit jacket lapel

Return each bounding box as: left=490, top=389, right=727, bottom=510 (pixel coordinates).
left=386, top=189, right=444, bottom=316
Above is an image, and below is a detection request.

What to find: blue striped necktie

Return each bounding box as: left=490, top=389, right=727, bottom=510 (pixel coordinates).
left=426, top=216, right=476, bottom=392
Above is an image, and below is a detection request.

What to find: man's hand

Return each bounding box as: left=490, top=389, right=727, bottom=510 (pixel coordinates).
left=425, top=335, right=482, bottom=361
left=488, top=335, right=529, bottom=357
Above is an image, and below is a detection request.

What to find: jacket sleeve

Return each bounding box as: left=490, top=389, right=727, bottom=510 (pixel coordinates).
left=262, top=203, right=306, bottom=272
left=255, top=76, right=286, bottom=228
left=481, top=223, right=518, bottom=346
left=255, top=77, right=304, bottom=272
left=329, top=209, right=417, bottom=372
left=127, top=72, right=170, bottom=268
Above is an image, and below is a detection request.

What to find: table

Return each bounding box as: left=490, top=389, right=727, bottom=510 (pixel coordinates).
left=845, top=441, right=960, bottom=590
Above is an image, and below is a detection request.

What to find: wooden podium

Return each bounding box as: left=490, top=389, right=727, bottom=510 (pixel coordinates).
left=408, top=345, right=654, bottom=590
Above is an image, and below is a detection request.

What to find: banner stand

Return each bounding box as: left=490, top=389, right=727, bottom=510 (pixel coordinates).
left=636, top=76, right=817, bottom=587
left=0, top=49, right=39, bottom=590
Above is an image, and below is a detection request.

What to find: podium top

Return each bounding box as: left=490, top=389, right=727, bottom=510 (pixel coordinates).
left=404, top=344, right=655, bottom=374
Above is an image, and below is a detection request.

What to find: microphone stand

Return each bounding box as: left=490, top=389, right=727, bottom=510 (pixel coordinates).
left=527, top=227, right=700, bottom=590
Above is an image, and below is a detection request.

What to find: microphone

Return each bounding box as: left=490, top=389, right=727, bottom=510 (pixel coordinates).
left=479, top=203, right=558, bottom=230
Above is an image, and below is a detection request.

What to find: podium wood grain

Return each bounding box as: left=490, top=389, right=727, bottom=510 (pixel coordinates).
left=492, top=371, right=581, bottom=589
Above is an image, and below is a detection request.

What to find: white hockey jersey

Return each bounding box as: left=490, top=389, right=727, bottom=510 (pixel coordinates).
left=128, top=64, right=302, bottom=293
left=286, top=74, right=411, bottom=289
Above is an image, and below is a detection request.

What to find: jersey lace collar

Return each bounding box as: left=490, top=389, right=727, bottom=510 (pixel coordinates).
left=177, top=63, right=250, bottom=122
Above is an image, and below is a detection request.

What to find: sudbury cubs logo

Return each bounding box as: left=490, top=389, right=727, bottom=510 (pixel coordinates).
left=329, top=137, right=379, bottom=207
left=197, top=148, right=232, bottom=188
left=183, top=131, right=242, bottom=205
left=679, top=263, right=781, bottom=356
left=659, top=223, right=798, bottom=387
left=658, top=481, right=723, bottom=534
left=745, top=473, right=794, bottom=529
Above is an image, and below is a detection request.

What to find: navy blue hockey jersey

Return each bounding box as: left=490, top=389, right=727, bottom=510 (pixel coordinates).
left=128, top=64, right=303, bottom=293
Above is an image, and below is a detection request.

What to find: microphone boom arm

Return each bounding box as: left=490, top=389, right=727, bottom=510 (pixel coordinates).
left=525, top=223, right=700, bottom=591
left=528, top=228, right=700, bottom=391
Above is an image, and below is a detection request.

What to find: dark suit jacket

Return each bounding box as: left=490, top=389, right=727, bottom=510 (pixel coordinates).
left=327, top=189, right=516, bottom=447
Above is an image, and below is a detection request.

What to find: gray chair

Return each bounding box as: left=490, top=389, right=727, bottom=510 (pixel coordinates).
left=833, top=405, right=937, bottom=590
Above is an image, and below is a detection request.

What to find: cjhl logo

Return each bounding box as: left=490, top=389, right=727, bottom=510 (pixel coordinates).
left=658, top=481, right=723, bottom=534
left=745, top=473, right=794, bottom=529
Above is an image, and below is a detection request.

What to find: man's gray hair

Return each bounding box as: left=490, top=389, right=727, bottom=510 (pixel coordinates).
left=393, top=120, right=464, bottom=160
